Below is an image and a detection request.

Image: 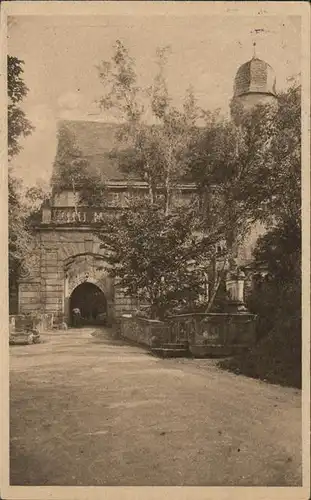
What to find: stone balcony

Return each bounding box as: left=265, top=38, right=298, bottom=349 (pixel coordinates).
left=42, top=206, right=117, bottom=226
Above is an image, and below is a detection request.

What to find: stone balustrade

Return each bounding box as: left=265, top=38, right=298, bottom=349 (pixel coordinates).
left=48, top=207, right=117, bottom=225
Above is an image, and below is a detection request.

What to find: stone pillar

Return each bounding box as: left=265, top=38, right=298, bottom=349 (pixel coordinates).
left=236, top=270, right=246, bottom=303
left=225, top=269, right=247, bottom=313
left=40, top=248, right=64, bottom=319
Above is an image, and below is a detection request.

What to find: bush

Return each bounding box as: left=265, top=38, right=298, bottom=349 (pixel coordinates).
left=218, top=313, right=301, bottom=388
left=218, top=218, right=301, bottom=389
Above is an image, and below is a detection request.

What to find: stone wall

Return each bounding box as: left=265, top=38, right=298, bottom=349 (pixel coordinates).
left=10, top=313, right=54, bottom=333
left=119, top=312, right=256, bottom=357
left=167, top=312, right=257, bottom=356
left=120, top=315, right=169, bottom=347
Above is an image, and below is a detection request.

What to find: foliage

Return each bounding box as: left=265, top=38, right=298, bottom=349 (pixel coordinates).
left=90, top=41, right=234, bottom=316
left=8, top=170, right=32, bottom=280
left=51, top=124, right=108, bottom=215
left=8, top=56, right=34, bottom=158
left=252, top=217, right=301, bottom=283
left=220, top=219, right=301, bottom=388
left=98, top=202, right=214, bottom=319
left=9, top=174, right=50, bottom=280
left=8, top=55, right=36, bottom=292
left=248, top=218, right=300, bottom=327
left=215, top=84, right=301, bottom=388
left=184, top=83, right=301, bottom=310
left=97, top=41, right=200, bottom=214
left=187, top=83, right=301, bottom=229
left=52, top=126, right=91, bottom=194
left=24, top=181, right=51, bottom=226
left=219, top=314, right=301, bottom=388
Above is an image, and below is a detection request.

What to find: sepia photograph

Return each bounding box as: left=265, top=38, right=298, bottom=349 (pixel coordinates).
left=1, top=1, right=310, bottom=498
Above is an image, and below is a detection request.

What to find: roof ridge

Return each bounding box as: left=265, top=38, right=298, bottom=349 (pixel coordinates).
left=58, top=118, right=122, bottom=126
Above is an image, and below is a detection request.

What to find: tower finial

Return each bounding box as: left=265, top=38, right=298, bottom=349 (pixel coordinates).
left=253, top=41, right=257, bottom=59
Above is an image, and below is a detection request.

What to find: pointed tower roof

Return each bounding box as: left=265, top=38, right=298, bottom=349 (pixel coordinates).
left=233, top=48, right=277, bottom=98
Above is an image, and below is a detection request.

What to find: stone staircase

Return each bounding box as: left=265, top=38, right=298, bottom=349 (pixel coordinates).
left=151, top=341, right=190, bottom=358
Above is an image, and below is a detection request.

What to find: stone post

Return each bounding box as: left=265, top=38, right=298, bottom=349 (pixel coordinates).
left=225, top=268, right=247, bottom=313
left=236, top=270, right=246, bottom=303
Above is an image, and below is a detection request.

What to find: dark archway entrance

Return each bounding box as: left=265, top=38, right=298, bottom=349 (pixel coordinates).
left=69, top=282, right=107, bottom=326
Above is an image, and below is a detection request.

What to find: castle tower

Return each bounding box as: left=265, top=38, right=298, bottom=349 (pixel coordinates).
left=231, top=43, right=278, bottom=122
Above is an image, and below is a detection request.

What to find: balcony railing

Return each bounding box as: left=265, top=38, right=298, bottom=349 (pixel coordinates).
left=45, top=207, right=116, bottom=225
left=41, top=190, right=201, bottom=226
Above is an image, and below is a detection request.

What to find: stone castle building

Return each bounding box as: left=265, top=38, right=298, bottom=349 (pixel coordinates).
left=15, top=54, right=277, bottom=326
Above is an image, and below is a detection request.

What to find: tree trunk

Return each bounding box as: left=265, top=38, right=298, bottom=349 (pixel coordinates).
left=205, top=256, right=228, bottom=313
left=164, top=172, right=170, bottom=215
left=164, top=149, right=173, bottom=216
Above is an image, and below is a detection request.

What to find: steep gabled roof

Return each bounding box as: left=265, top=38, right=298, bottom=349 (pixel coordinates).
left=53, top=119, right=138, bottom=183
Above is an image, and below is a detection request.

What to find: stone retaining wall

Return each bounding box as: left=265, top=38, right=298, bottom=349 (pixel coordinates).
left=167, top=312, right=257, bottom=346
left=167, top=312, right=257, bottom=356
left=120, top=315, right=169, bottom=347
left=120, top=312, right=257, bottom=357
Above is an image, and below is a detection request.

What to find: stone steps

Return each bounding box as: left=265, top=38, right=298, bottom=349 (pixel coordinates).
left=151, top=342, right=190, bottom=358
left=152, top=342, right=250, bottom=359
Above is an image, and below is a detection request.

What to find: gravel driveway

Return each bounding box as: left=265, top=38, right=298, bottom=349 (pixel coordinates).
left=9, top=328, right=302, bottom=486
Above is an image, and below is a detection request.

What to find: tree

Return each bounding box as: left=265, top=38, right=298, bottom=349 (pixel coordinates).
left=8, top=56, right=35, bottom=296
left=51, top=126, right=91, bottom=211
left=219, top=218, right=301, bottom=388
left=51, top=124, right=110, bottom=216
left=185, top=82, right=301, bottom=310
left=253, top=218, right=301, bottom=283
left=79, top=41, right=230, bottom=317
left=247, top=218, right=301, bottom=338
left=23, top=180, right=51, bottom=226
left=8, top=56, right=34, bottom=158
left=215, top=84, right=301, bottom=388
left=99, top=201, right=214, bottom=319
left=97, top=41, right=200, bottom=214
left=8, top=171, right=32, bottom=280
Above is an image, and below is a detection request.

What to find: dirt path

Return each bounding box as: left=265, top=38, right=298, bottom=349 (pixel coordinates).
left=10, top=327, right=302, bottom=486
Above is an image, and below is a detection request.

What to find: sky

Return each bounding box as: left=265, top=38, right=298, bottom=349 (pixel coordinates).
left=7, top=14, right=301, bottom=188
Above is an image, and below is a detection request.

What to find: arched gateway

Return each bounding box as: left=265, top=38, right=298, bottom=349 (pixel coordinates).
left=17, top=225, right=135, bottom=325
left=69, top=282, right=107, bottom=325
